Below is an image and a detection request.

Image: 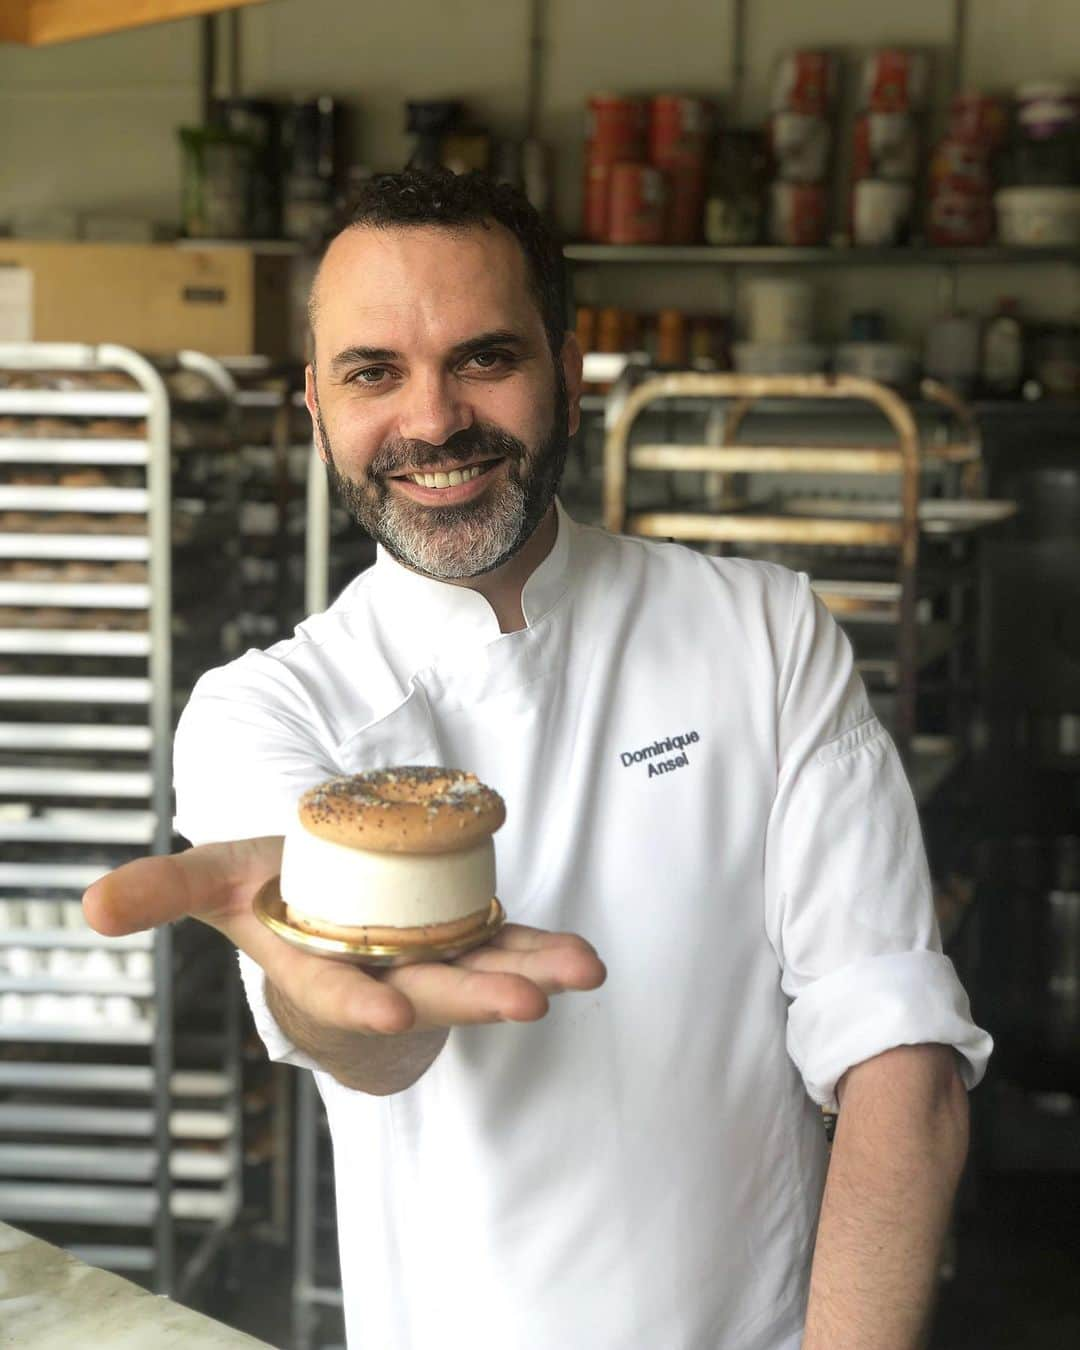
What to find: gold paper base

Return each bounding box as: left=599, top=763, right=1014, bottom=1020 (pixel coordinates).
left=252, top=877, right=505, bottom=967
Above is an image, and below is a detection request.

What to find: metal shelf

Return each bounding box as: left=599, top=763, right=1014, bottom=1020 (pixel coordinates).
left=0, top=1064, right=228, bottom=1095
left=565, top=243, right=1080, bottom=266
left=0, top=809, right=157, bottom=844
left=0, top=766, right=152, bottom=797
left=0, top=581, right=149, bottom=607
left=0, top=929, right=151, bottom=950
left=0, top=974, right=154, bottom=996
left=0, top=534, right=149, bottom=560
left=0, top=1020, right=153, bottom=1044
left=0, top=1182, right=233, bottom=1225
left=0, top=861, right=125, bottom=889
left=0, top=390, right=149, bottom=416
left=0, top=1144, right=229, bottom=1183
left=0, top=341, right=242, bottom=1300
left=0, top=438, right=148, bottom=464
left=0, top=674, right=151, bottom=701
left=0, top=723, right=153, bottom=750
left=0, top=1103, right=229, bottom=1138
left=0, top=485, right=148, bottom=511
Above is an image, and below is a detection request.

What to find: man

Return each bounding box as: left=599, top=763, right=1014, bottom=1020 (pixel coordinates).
left=85, top=170, right=991, bottom=1350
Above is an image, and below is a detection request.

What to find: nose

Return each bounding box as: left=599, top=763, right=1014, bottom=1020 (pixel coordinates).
left=396, top=368, right=473, bottom=448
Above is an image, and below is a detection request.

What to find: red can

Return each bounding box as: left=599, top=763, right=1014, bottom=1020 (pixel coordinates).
left=768, top=182, right=827, bottom=246
left=583, top=157, right=617, bottom=241
left=771, top=51, right=837, bottom=115
left=929, top=137, right=992, bottom=195
left=662, top=162, right=706, bottom=243
left=607, top=163, right=667, bottom=245
left=649, top=95, right=711, bottom=165
left=859, top=49, right=930, bottom=113
left=948, top=92, right=1008, bottom=150
left=586, top=93, right=647, bottom=157
left=927, top=191, right=993, bottom=247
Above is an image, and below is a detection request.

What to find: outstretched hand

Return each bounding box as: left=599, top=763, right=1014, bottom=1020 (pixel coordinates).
left=83, top=839, right=606, bottom=1038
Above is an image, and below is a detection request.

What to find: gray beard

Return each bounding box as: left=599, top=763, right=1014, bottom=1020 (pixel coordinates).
left=317, top=380, right=568, bottom=581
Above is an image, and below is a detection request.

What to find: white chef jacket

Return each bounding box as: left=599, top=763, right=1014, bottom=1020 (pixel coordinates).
left=174, top=501, right=991, bottom=1350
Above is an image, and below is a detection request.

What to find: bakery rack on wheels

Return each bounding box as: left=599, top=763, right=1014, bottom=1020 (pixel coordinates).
left=603, top=371, right=1016, bottom=925
left=0, top=343, right=243, bottom=1300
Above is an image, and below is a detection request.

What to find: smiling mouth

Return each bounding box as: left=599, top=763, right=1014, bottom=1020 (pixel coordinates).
left=392, top=457, right=503, bottom=491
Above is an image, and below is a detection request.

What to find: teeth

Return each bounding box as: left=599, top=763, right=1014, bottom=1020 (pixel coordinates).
left=408, top=464, right=485, bottom=489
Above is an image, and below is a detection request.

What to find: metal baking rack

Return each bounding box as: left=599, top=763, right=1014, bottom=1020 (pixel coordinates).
left=603, top=372, right=1017, bottom=806
left=287, top=450, right=346, bottom=1350
left=0, top=342, right=242, bottom=1298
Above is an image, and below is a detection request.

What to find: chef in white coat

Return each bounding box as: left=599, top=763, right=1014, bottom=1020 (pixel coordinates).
left=86, top=169, right=991, bottom=1350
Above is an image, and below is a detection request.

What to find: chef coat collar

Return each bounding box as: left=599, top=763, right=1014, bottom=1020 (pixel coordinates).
left=368, top=498, right=574, bottom=658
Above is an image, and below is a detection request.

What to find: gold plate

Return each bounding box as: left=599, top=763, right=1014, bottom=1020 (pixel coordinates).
left=252, top=877, right=505, bottom=967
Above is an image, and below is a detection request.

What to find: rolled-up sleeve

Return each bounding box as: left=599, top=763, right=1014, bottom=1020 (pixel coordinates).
left=764, top=572, right=992, bottom=1110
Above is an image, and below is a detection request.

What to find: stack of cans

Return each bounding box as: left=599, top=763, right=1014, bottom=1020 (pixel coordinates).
left=581, top=93, right=714, bottom=245
left=928, top=93, right=1008, bottom=246
left=768, top=51, right=837, bottom=246
left=850, top=49, right=930, bottom=246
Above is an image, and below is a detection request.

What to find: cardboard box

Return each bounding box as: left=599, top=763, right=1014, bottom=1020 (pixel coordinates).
left=0, top=241, right=294, bottom=359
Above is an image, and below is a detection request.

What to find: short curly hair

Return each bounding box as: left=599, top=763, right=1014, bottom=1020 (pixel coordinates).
left=313, top=169, right=569, bottom=359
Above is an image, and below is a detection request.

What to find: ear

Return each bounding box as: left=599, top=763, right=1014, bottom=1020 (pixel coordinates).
left=559, top=331, right=584, bottom=438
left=305, top=363, right=329, bottom=465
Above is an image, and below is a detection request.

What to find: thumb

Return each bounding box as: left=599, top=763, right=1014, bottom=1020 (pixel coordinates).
left=83, top=836, right=283, bottom=936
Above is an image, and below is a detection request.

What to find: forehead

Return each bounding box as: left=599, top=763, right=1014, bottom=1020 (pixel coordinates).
left=311, top=222, right=541, bottom=358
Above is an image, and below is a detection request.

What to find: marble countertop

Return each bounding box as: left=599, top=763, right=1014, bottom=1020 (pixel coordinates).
left=0, top=1222, right=273, bottom=1349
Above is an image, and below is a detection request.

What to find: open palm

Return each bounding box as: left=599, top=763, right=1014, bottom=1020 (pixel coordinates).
left=83, top=838, right=606, bottom=1037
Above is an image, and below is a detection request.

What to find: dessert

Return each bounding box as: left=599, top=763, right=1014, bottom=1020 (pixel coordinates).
left=279, top=767, right=505, bottom=950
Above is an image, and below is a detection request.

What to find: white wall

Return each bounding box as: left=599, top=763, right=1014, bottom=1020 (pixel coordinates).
left=1, top=0, right=1078, bottom=337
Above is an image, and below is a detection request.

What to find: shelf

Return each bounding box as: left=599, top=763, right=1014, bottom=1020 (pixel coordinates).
left=0, top=582, right=149, bottom=608
left=0, top=485, right=148, bottom=512
left=0, top=1020, right=153, bottom=1044
left=0, top=1182, right=233, bottom=1225
left=0, top=927, right=151, bottom=949
left=0, top=1064, right=228, bottom=1094
left=0, top=439, right=148, bottom=464
left=0, top=391, right=149, bottom=417
left=0, top=974, right=153, bottom=996
left=0, top=1144, right=229, bottom=1183
left=0, top=808, right=156, bottom=844
left=0, top=534, right=150, bottom=561
left=565, top=243, right=1080, bottom=266
left=0, top=722, right=152, bottom=750
left=0, top=1103, right=229, bottom=1138
left=0, top=674, right=151, bottom=702
left=0, top=861, right=127, bottom=889
left=0, top=767, right=152, bottom=797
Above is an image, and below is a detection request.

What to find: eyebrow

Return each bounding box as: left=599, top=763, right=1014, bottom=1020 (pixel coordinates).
left=328, top=329, right=530, bottom=376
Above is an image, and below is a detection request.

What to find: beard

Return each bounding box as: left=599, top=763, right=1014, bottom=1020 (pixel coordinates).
left=316, top=372, right=569, bottom=581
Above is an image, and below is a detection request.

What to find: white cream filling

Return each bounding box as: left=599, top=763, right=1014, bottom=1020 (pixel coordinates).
left=279, top=820, right=495, bottom=929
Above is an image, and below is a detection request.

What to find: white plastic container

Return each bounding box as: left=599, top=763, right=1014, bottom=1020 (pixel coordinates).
left=733, top=341, right=828, bottom=375
left=995, top=187, right=1080, bottom=247
left=746, top=279, right=816, bottom=344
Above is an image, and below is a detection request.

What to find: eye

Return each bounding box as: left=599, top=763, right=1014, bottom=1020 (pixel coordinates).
left=463, top=349, right=515, bottom=373
left=348, top=366, right=391, bottom=386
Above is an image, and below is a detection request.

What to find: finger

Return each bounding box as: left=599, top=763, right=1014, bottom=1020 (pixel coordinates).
left=483, top=923, right=602, bottom=957
left=82, top=838, right=283, bottom=936
left=455, top=935, right=607, bottom=995
left=220, top=903, right=417, bottom=1036
left=382, top=960, right=550, bottom=1026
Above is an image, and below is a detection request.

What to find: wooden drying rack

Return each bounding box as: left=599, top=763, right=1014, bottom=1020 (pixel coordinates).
left=602, top=373, right=984, bottom=760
